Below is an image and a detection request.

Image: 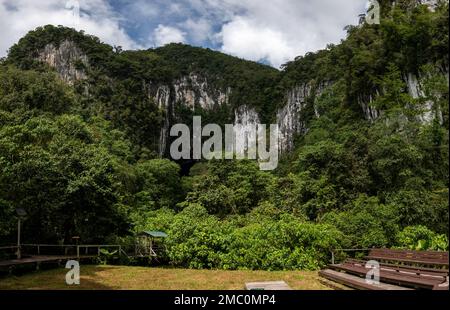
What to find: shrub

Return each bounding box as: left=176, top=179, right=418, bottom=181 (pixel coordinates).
left=396, top=226, right=449, bottom=251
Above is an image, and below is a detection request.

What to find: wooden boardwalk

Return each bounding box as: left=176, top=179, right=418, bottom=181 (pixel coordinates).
left=0, top=255, right=96, bottom=268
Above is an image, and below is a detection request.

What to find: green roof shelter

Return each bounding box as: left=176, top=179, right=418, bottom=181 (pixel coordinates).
left=140, top=231, right=168, bottom=238
left=135, top=231, right=168, bottom=257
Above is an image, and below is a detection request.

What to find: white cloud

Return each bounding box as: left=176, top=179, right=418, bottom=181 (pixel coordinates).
left=125, top=0, right=160, bottom=19
left=0, top=0, right=368, bottom=67
left=214, top=0, right=365, bottom=68
left=121, top=0, right=366, bottom=67
left=220, top=17, right=296, bottom=68
left=181, top=18, right=213, bottom=44
left=0, top=0, right=140, bottom=57
left=152, top=24, right=186, bottom=46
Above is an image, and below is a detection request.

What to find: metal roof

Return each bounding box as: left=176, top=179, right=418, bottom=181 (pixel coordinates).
left=139, top=231, right=168, bottom=238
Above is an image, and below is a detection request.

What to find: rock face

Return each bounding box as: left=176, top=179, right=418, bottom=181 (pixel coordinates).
left=417, top=0, right=441, bottom=10
left=276, top=62, right=448, bottom=152
left=358, top=92, right=381, bottom=122
left=233, top=105, right=261, bottom=156
left=405, top=71, right=449, bottom=125
left=276, top=85, right=312, bottom=153
left=144, top=84, right=172, bottom=156
left=276, top=82, right=331, bottom=152
left=36, top=39, right=448, bottom=156
left=357, top=67, right=448, bottom=124
left=389, top=0, right=443, bottom=11
left=38, top=40, right=237, bottom=156
left=144, top=76, right=232, bottom=156
left=173, top=73, right=231, bottom=110
left=38, top=40, right=88, bottom=84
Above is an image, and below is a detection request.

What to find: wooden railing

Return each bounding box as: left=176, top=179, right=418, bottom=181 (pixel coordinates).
left=21, top=244, right=122, bottom=258
left=0, top=245, right=19, bottom=250
left=0, top=245, right=20, bottom=260
left=1, top=244, right=132, bottom=261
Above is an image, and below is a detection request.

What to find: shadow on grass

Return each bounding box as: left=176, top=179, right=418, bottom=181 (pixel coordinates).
left=0, top=264, right=123, bottom=290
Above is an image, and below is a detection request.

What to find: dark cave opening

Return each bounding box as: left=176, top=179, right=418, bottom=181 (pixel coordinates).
left=177, top=159, right=198, bottom=176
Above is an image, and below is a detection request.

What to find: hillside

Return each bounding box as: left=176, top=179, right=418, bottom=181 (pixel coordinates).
left=0, top=0, right=448, bottom=270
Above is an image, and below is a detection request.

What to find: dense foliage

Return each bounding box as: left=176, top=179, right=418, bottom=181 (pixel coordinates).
left=7, top=25, right=281, bottom=154
left=0, top=0, right=448, bottom=270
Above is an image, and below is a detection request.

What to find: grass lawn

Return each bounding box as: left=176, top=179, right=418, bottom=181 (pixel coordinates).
left=0, top=265, right=329, bottom=290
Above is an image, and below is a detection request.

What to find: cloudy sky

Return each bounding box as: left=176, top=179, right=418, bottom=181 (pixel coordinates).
left=0, top=0, right=367, bottom=68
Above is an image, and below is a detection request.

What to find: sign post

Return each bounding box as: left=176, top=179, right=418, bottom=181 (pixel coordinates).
left=15, top=208, right=27, bottom=260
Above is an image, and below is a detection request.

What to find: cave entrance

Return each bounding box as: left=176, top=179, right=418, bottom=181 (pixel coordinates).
left=177, top=159, right=198, bottom=176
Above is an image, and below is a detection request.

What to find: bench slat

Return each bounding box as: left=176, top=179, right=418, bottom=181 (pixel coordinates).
left=330, top=263, right=446, bottom=290
left=346, top=259, right=449, bottom=276
left=366, top=249, right=449, bottom=267
left=319, top=269, right=413, bottom=290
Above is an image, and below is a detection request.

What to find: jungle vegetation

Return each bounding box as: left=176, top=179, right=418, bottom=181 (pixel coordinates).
left=0, top=0, right=448, bottom=270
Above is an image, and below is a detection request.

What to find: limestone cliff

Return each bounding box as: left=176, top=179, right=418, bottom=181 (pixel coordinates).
left=37, top=39, right=88, bottom=84
left=33, top=29, right=449, bottom=156
left=144, top=76, right=231, bottom=156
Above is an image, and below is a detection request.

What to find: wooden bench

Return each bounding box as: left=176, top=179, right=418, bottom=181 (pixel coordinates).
left=329, top=261, right=447, bottom=290
left=366, top=248, right=449, bottom=268
left=320, top=249, right=449, bottom=290
left=345, top=258, right=449, bottom=277
left=319, top=269, right=413, bottom=290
